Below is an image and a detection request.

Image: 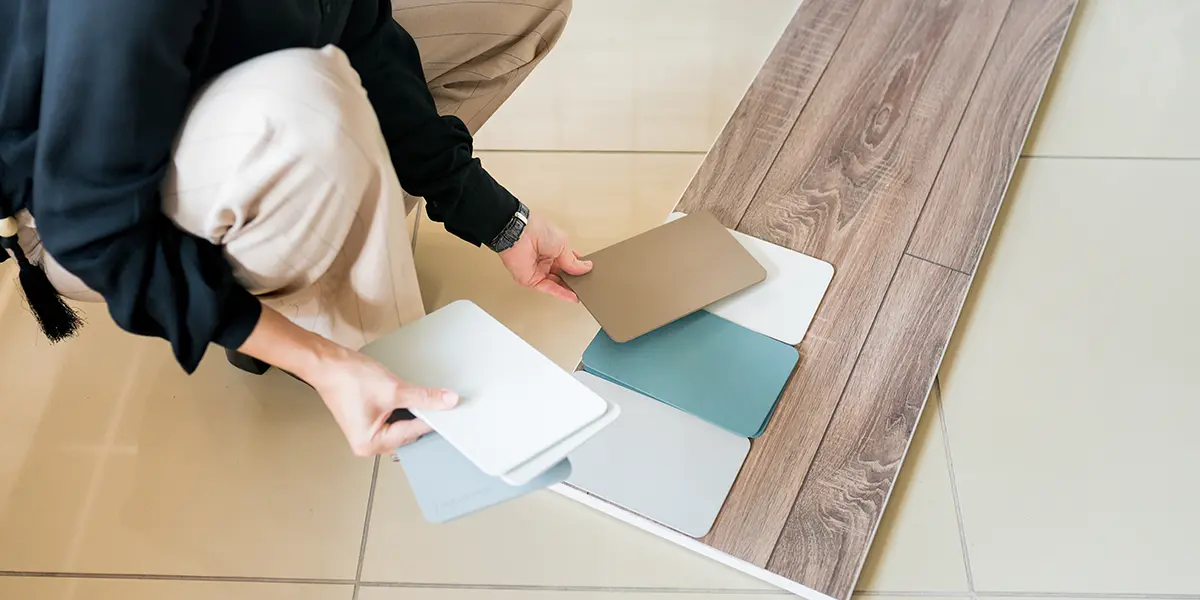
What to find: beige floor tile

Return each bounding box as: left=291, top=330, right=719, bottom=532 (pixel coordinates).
left=0, top=296, right=373, bottom=578
left=472, top=0, right=803, bottom=152
left=855, top=392, right=969, bottom=594
left=413, top=151, right=703, bottom=369
left=360, top=465, right=770, bottom=589
left=361, top=589, right=791, bottom=600
left=1025, top=0, right=1200, bottom=158
left=939, top=158, right=1200, bottom=593
left=0, top=577, right=351, bottom=600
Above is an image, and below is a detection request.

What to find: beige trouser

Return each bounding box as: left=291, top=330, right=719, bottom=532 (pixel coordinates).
left=18, top=0, right=569, bottom=350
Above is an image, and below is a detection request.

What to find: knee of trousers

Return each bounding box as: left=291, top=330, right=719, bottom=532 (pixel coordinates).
left=538, top=0, right=572, bottom=54
left=165, top=46, right=390, bottom=295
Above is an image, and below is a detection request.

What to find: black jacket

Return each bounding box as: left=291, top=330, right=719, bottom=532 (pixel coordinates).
left=0, top=0, right=518, bottom=372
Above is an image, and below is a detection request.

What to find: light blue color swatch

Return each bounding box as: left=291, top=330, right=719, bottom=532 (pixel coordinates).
left=396, top=433, right=571, bottom=524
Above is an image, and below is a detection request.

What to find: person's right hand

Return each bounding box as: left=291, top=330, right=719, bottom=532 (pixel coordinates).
left=237, top=306, right=458, bottom=456
left=306, top=346, right=459, bottom=456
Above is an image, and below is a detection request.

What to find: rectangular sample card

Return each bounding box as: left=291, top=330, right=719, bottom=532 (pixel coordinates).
left=668, top=212, right=834, bottom=345
left=582, top=311, right=799, bottom=438
left=501, top=398, right=620, bottom=485
left=397, top=433, right=571, bottom=524
left=562, top=211, right=766, bottom=343
left=567, top=372, right=750, bottom=537
left=363, top=300, right=611, bottom=483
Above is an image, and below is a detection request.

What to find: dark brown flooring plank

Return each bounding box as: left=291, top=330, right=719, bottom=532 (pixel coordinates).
left=907, top=0, right=1077, bottom=274
left=674, top=0, right=863, bottom=228
left=766, top=256, right=970, bottom=598
left=700, top=0, right=1012, bottom=566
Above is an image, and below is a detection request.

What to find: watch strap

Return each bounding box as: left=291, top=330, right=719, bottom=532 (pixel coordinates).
left=487, top=201, right=529, bottom=253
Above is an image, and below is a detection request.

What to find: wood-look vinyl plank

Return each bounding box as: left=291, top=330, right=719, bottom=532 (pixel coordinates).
left=559, top=0, right=1074, bottom=596
left=675, top=0, right=862, bottom=227
left=699, top=0, right=1011, bottom=567
left=766, top=256, right=971, bottom=598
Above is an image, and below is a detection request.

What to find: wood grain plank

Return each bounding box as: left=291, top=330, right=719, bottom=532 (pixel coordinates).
left=674, top=0, right=863, bottom=228
left=699, top=0, right=1012, bottom=566
left=907, top=0, right=1077, bottom=273
left=766, top=256, right=970, bottom=598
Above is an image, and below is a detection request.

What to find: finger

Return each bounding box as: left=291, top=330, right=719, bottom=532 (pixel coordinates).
left=397, top=386, right=460, bottom=410
left=534, top=278, right=579, bottom=303
left=378, top=418, right=434, bottom=451
left=555, top=248, right=593, bottom=276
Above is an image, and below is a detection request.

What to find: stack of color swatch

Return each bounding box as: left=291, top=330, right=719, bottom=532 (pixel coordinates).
left=559, top=211, right=834, bottom=537
left=362, top=301, right=620, bottom=524
left=364, top=211, right=833, bottom=533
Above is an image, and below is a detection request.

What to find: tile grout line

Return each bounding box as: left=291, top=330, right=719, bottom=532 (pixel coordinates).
left=475, top=148, right=711, bottom=155
left=358, top=582, right=790, bottom=594
left=855, top=592, right=971, bottom=598
left=0, top=572, right=353, bottom=585
left=7, top=571, right=1200, bottom=600
left=977, top=593, right=1200, bottom=600
left=1019, top=154, right=1200, bottom=161
left=352, top=456, right=382, bottom=600
left=935, top=376, right=977, bottom=597
left=472, top=152, right=1200, bottom=161
left=0, top=571, right=790, bottom=595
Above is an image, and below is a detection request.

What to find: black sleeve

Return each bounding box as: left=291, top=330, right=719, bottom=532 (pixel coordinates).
left=342, top=0, right=518, bottom=247
left=33, top=0, right=261, bottom=374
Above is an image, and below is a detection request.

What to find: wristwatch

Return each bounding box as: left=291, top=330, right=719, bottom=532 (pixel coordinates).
left=487, top=201, right=529, bottom=253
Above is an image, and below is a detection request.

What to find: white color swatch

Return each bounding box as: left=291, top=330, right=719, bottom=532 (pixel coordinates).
left=668, top=212, right=834, bottom=345
left=501, top=399, right=620, bottom=485
left=363, top=300, right=611, bottom=480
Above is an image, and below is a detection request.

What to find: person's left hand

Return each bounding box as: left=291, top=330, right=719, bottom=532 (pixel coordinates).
left=498, top=213, right=592, bottom=302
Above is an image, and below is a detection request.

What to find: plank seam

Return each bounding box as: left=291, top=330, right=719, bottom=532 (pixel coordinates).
left=901, top=0, right=1017, bottom=262
left=910, top=0, right=1079, bottom=274
left=763, top=0, right=1016, bottom=583
left=732, top=0, right=869, bottom=234
left=904, top=251, right=971, bottom=276
left=762, top=234, right=914, bottom=572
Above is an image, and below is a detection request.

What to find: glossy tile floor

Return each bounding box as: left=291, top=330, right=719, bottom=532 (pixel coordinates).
left=1, top=0, right=1196, bottom=598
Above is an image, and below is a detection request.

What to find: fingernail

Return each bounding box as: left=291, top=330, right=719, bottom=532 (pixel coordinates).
left=441, top=390, right=460, bottom=407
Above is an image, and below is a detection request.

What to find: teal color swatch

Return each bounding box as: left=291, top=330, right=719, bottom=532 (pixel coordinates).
left=582, top=311, right=798, bottom=438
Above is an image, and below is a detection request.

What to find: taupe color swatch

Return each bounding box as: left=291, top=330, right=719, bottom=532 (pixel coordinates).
left=563, top=211, right=766, bottom=343
left=567, top=0, right=1076, bottom=598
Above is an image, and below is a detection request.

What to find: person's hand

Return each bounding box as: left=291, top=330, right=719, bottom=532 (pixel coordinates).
left=498, top=213, right=592, bottom=302
left=305, top=345, right=459, bottom=456
left=237, top=306, right=457, bottom=456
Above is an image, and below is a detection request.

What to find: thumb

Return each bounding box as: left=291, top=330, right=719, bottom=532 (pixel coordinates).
left=397, top=385, right=460, bottom=411
left=378, top=418, right=433, bottom=451
left=555, top=249, right=593, bottom=276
